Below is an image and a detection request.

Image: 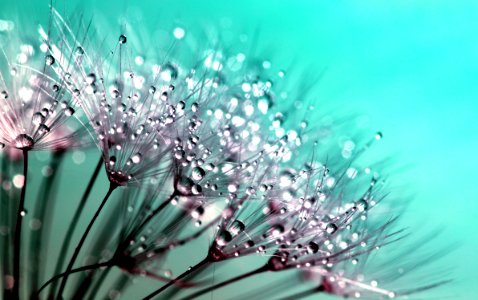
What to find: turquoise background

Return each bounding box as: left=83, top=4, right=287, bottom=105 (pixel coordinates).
left=1, top=0, right=477, bottom=299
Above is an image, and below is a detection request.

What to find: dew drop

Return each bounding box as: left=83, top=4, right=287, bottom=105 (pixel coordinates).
left=161, top=63, right=178, bottom=82
left=306, top=242, right=319, bottom=254
left=38, top=124, right=50, bottom=135
left=118, top=34, right=127, bottom=44
left=75, top=46, right=85, bottom=56
left=32, top=112, right=45, bottom=125
left=86, top=73, right=96, bottom=85
left=131, top=153, right=142, bottom=164
left=176, top=177, right=194, bottom=195
left=64, top=107, right=75, bottom=116
left=109, top=156, right=117, bottom=166
left=1, top=90, right=8, bottom=99
left=191, top=206, right=204, bottom=219
left=45, top=55, right=55, bottom=65
left=14, top=134, right=34, bottom=150
left=216, top=230, right=232, bottom=246
left=229, top=220, right=245, bottom=236
left=326, top=223, right=338, bottom=234
left=356, top=199, right=368, bottom=212
left=271, top=224, right=285, bottom=237
left=375, top=131, right=383, bottom=140
left=191, top=184, right=202, bottom=195
left=191, top=167, right=205, bottom=181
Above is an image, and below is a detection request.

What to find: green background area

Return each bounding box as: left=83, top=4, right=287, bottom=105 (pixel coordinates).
left=1, top=0, right=477, bottom=299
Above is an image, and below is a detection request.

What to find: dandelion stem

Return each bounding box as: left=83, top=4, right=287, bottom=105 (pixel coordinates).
left=12, top=150, right=29, bottom=300
left=30, top=152, right=64, bottom=296
left=179, top=265, right=268, bottom=300
left=49, top=156, right=102, bottom=297
left=36, top=260, right=112, bottom=295
left=56, top=181, right=117, bottom=299
left=142, top=257, right=209, bottom=299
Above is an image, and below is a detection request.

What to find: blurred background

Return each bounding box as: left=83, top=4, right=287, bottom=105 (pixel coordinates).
left=1, top=0, right=477, bottom=299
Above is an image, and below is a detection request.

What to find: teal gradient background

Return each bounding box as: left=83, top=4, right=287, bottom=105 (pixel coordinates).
left=1, top=0, right=477, bottom=299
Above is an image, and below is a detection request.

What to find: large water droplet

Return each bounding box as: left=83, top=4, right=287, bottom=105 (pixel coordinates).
left=176, top=177, right=193, bottom=195
left=307, top=242, right=319, bottom=254
left=216, top=230, right=232, bottom=246
left=191, top=167, right=205, bottom=181
left=14, top=134, right=34, bottom=150
left=229, top=220, right=245, bottom=236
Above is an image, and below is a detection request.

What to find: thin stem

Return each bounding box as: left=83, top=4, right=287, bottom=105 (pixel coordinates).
left=179, top=265, right=268, bottom=300
left=56, top=182, right=117, bottom=299
left=35, top=261, right=112, bottom=296
left=142, top=257, right=209, bottom=300
left=12, top=150, right=29, bottom=300
left=49, top=156, right=102, bottom=297
left=118, top=192, right=176, bottom=253
left=30, top=152, right=64, bottom=296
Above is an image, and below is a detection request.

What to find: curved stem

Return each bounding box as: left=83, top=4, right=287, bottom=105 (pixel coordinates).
left=56, top=182, right=117, bottom=299
left=12, top=150, right=29, bottom=300
left=143, top=257, right=209, bottom=300
left=49, top=156, right=102, bottom=297
left=180, top=265, right=268, bottom=300
left=36, top=261, right=112, bottom=296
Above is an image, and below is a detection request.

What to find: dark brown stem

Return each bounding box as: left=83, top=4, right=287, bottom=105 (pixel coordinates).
left=12, top=150, right=29, bottom=300
left=35, top=261, right=112, bottom=296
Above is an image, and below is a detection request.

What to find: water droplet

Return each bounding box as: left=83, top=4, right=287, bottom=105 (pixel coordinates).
left=64, top=107, right=75, bottom=116
left=14, top=134, right=34, bottom=150
left=191, top=184, right=202, bottom=195
left=229, top=220, right=245, bottom=236
left=75, top=46, right=85, bottom=56
left=191, top=206, right=204, bottom=219
left=45, top=55, right=55, bottom=65
left=86, top=73, right=96, bottom=85
left=131, top=153, right=142, bottom=164
left=191, top=167, right=205, bottom=181
left=111, top=89, right=120, bottom=99
left=38, top=124, right=50, bottom=135
left=0, top=142, right=4, bottom=149
left=109, top=156, right=117, bottom=166
left=307, top=242, right=319, bottom=254
left=326, top=223, right=338, bottom=234
left=118, top=35, right=127, bottom=44
left=161, top=63, right=178, bottom=82
left=356, top=199, right=368, bottom=212
left=271, top=224, right=285, bottom=237
left=1, top=90, right=8, bottom=99
left=32, top=112, right=45, bottom=125
left=176, top=177, right=193, bottom=195
left=375, top=131, right=383, bottom=140
left=216, top=230, right=232, bottom=246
